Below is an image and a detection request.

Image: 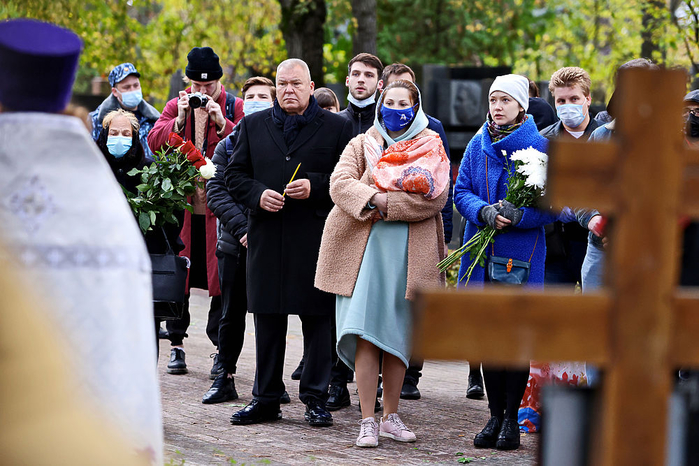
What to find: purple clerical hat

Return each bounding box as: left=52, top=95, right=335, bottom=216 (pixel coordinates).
left=0, top=19, right=83, bottom=113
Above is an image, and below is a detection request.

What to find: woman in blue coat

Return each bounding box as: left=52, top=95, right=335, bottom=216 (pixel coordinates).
left=453, top=75, right=557, bottom=451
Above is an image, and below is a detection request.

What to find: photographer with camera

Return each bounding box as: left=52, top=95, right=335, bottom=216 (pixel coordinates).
left=148, top=46, right=243, bottom=377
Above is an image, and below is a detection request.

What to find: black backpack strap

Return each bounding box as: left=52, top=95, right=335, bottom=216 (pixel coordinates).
left=225, top=92, right=236, bottom=122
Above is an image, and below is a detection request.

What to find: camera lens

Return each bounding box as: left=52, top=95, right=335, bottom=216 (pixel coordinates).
left=189, top=94, right=202, bottom=109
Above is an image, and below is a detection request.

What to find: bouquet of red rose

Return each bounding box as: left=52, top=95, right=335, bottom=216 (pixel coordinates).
left=124, top=132, right=217, bottom=234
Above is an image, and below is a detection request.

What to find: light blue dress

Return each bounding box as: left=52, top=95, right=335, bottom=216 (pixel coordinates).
left=336, top=220, right=411, bottom=369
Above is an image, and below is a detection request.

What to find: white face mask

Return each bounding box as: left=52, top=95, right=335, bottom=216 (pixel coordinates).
left=557, top=103, right=587, bottom=128
left=347, top=93, right=376, bottom=108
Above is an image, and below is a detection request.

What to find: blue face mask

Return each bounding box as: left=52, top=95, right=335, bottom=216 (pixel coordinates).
left=243, top=100, right=272, bottom=116
left=556, top=103, right=586, bottom=128
left=120, top=89, right=143, bottom=108
left=380, top=104, right=415, bottom=132
left=107, top=135, right=132, bottom=158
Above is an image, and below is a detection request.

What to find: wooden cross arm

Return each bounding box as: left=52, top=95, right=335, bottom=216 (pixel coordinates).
left=544, top=139, right=619, bottom=212
left=412, top=287, right=611, bottom=365
left=670, top=289, right=699, bottom=366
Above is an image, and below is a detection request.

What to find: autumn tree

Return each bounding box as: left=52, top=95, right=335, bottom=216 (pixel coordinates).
left=278, top=0, right=328, bottom=85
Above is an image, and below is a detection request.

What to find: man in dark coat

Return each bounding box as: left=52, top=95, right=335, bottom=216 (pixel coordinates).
left=225, top=59, right=353, bottom=426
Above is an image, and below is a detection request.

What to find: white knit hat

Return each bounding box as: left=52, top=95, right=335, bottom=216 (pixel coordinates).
left=489, top=74, right=529, bottom=112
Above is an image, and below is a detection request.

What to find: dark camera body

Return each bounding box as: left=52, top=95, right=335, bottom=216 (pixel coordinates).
left=188, top=92, right=209, bottom=109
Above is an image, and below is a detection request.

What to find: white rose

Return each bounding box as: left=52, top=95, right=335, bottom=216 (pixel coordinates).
left=199, top=158, right=217, bottom=180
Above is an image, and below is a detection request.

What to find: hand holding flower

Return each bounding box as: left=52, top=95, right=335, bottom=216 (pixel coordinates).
left=498, top=200, right=523, bottom=226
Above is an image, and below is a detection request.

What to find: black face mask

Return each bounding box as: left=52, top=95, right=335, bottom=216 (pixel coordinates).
left=688, top=114, right=699, bottom=139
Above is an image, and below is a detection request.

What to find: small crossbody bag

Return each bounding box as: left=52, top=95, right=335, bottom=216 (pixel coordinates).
left=484, top=152, right=538, bottom=286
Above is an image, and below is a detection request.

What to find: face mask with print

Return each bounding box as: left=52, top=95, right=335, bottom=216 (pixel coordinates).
left=243, top=100, right=272, bottom=116
left=120, top=89, right=143, bottom=108
left=380, top=104, right=415, bottom=132
left=107, top=135, right=132, bottom=158
left=557, top=103, right=586, bottom=128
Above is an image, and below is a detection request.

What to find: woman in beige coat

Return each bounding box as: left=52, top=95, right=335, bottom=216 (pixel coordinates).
left=316, top=80, right=449, bottom=448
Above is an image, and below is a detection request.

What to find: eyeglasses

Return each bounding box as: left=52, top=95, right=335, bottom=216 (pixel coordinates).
left=683, top=107, right=699, bottom=117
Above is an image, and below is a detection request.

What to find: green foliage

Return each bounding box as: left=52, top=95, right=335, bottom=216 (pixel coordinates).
left=0, top=0, right=286, bottom=108
left=124, top=141, right=201, bottom=234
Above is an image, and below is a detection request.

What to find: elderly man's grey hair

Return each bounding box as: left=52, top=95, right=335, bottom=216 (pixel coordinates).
left=277, top=58, right=312, bottom=82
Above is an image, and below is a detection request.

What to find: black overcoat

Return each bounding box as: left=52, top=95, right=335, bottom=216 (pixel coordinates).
left=225, top=106, right=352, bottom=315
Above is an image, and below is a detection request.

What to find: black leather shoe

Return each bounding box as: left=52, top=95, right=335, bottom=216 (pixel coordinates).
left=166, top=348, right=188, bottom=374
left=304, top=400, right=333, bottom=427
left=496, top=418, right=520, bottom=450
left=474, top=416, right=501, bottom=448
left=400, top=380, right=421, bottom=400
left=326, top=384, right=350, bottom=411
left=202, top=373, right=238, bottom=404
left=210, top=353, right=224, bottom=380
left=467, top=371, right=485, bottom=399
left=291, top=359, right=304, bottom=380
left=280, top=391, right=291, bottom=404
left=230, top=400, right=281, bottom=425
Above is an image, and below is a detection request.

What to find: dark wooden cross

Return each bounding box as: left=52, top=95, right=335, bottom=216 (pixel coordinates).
left=413, top=68, right=699, bottom=465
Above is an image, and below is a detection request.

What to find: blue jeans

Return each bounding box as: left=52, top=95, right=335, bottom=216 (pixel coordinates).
left=580, top=239, right=605, bottom=385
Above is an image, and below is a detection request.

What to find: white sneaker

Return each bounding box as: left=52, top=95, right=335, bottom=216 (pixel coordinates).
left=379, top=413, right=416, bottom=443
left=356, top=417, right=379, bottom=447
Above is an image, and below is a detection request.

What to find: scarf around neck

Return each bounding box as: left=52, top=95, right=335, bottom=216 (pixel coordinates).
left=486, top=113, right=528, bottom=143
left=272, top=95, right=320, bottom=147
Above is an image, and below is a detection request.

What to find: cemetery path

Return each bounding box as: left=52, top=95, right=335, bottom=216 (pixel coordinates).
left=159, top=289, right=538, bottom=465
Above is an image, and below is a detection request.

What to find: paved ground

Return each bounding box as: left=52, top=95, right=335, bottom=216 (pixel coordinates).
left=159, top=289, right=538, bottom=465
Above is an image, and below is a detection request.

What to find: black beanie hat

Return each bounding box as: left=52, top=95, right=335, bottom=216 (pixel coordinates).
left=185, top=47, right=223, bottom=81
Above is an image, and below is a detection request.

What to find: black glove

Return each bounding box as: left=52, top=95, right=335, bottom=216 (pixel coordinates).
left=478, top=204, right=500, bottom=229
left=498, top=200, right=523, bottom=226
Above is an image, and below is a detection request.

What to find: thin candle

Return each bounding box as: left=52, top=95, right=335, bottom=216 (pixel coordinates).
left=283, top=162, right=302, bottom=197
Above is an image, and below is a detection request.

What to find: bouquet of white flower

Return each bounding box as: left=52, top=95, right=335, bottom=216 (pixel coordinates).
left=438, top=146, right=548, bottom=285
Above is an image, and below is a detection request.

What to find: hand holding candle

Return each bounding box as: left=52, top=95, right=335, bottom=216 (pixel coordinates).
left=284, top=163, right=311, bottom=199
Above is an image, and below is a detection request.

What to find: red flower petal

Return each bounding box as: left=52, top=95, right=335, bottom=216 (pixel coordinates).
left=193, top=159, right=206, bottom=169
left=167, top=132, right=184, bottom=147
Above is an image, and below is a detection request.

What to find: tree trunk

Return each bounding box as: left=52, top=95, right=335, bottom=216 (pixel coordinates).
left=351, top=0, right=377, bottom=56
left=641, top=0, right=667, bottom=60
left=278, top=0, right=327, bottom=86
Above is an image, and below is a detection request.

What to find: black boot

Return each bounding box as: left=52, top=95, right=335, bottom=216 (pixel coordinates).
left=474, top=416, right=501, bottom=448
left=291, top=358, right=305, bottom=381
left=209, top=353, right=224, bottom=380
left=326, top=384, right=350, bottom=411
left=467, top=370, right=485, bottom=399
left=400, top=375, right=421, bottom=400
left=202, top=373, right=238, bottom=404
left=495, top=418, right=520, bottom=450
left=166, top=348, right=187, bottom=374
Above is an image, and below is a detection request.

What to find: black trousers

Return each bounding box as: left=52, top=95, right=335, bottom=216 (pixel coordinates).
left=482, top=366, right=530, bottom=420
left=216, top=248, right=247, bottom=374
left=166, top=293, right=221, bottom=347
left=253, top=313, right=332, bottom=406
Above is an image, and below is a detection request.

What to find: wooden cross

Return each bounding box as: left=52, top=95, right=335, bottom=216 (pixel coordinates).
left=413, top=68, right=699, bottom=465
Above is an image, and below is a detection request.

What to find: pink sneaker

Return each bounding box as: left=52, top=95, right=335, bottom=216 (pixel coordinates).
left=356, top=417, right=379, bottom=448
left=379, top=413, right=416, bottom=443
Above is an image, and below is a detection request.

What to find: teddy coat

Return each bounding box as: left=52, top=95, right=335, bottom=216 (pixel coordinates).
left=147, top=84, right=240, bottom=295
left=454, top=116, right=558, bottom=287
left=315, top=126, right=448, bottom=301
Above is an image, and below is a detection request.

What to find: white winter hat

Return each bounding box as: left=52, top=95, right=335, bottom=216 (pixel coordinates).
left=489, top=74, right=529, bottom=112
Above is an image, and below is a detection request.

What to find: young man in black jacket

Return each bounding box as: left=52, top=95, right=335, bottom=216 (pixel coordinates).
left=203, top=77, right=283, bottom=405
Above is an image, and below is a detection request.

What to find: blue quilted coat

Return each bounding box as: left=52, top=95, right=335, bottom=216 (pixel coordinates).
left=454, top=117, right=558, bottom=287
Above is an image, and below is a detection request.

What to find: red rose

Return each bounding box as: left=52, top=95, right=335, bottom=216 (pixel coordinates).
left=193, top=159, right=206, bottom=169
left=167, top=132, right=184, bottom=147
left=180, top=140, right=200, bottom=158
